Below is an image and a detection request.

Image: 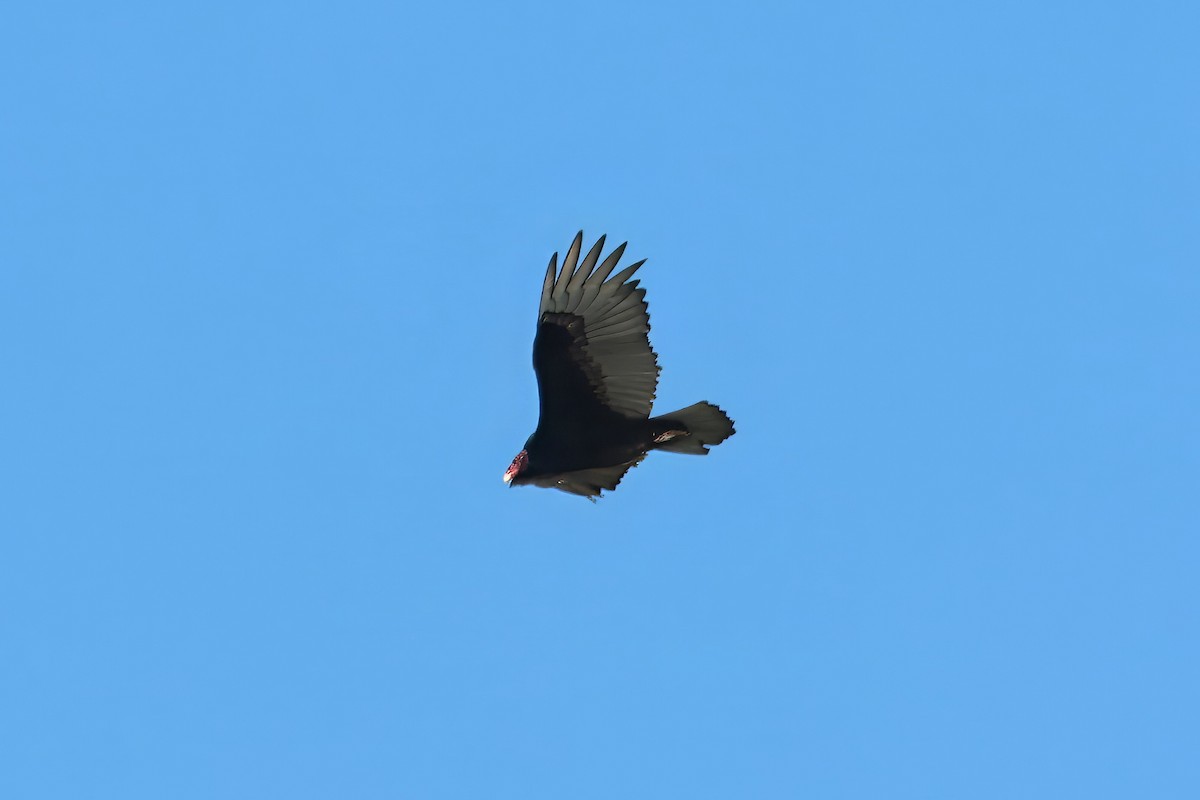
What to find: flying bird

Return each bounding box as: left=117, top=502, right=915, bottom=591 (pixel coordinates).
left=504, top=232, right=735, bottom=498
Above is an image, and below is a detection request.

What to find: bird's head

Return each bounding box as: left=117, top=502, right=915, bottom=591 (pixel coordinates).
left=502, top=449, right=529, bottom=486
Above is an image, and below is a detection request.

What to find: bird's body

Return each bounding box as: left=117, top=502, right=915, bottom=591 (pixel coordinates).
left=504, top=233, right=735, bottom=498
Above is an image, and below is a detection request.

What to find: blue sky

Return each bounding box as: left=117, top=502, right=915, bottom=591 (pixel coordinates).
left=2, top=1, right=1197, bottom=797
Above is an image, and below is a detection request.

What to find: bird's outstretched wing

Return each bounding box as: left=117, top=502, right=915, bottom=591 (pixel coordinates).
left=523, top=457, right=645, bottom=499
left=532, top=232, right=660, bottom=427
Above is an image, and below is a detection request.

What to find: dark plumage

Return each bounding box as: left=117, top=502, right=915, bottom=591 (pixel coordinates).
left=504, top=232, right=735, bottom=498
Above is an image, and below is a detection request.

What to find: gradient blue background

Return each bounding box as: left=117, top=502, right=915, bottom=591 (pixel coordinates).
left=2, top=2, right=1197, bottom=797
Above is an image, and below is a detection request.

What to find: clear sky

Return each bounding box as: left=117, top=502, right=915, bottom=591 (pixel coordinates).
left=2, top=2, right=1197, bottom=798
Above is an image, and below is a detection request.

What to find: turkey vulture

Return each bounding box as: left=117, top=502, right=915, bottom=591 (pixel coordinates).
left=504, top=232, right=735, bottom=498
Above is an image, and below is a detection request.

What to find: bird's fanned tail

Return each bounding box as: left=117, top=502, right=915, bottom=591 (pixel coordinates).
left=651, top=402, right=736, bottom=455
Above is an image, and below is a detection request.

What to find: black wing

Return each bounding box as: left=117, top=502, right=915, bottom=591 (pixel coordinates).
left=532, top=232, right=660, bottom=430
left=522, top=457, right=646, bottom=498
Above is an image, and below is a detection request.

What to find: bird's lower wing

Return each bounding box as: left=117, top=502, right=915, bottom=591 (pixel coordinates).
left=532, top=457, right=645, bottom=499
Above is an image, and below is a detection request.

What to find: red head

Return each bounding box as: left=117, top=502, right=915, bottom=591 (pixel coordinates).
left=503, top=449, right=528, bottom=485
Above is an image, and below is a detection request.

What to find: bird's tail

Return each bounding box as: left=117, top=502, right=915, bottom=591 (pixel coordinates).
left=650, top=401, right=736, bottom=455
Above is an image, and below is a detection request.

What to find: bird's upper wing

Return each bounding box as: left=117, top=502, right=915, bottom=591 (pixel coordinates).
left=532, top=232, right=660, bottom=423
